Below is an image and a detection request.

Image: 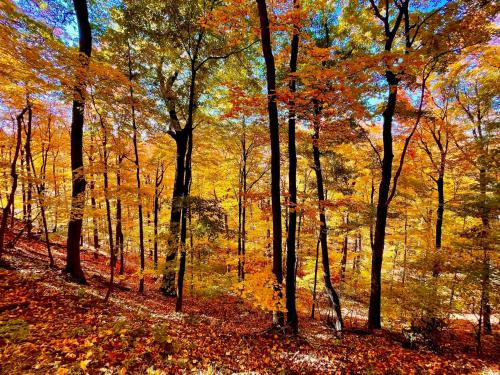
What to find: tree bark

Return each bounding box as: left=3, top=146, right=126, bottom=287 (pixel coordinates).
left=312, top=117, right=343, bottom=332
left=66, top=0, right=92, bottom=284
left=479, top=168, right=491, bottom=334
left=286, top=0, right=299, bottom=333
left=256, top=0, right=284, bottom=327
left=24, top=106, right=33, bottom=240
left=27, top=111, right=54, bottom=266
left=116, top=155, right=124, bottom=275
left=340, top=213, right=349, bottom=283
left=153, top=161, right=164, bottom=269
left=0, top=107, right=27, bottom=255
left=176, top=129, right=193, bottom=312
left=161, top=131, right=188, bottom=295
left=127, top=42, right=145, bottom=294
left=368, top=70, right=398, bottom=330
left=175, top=58, right=197, bottom=310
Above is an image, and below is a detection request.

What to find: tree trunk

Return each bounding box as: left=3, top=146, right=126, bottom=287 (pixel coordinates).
left=432, top=174, right=444, bottom=277
left=312, top=118, right=343, bottom=332
left=175, top=129, right=193, bottom=312
left=24, top=106, right=33, bottom=240
left=286, top=2, right=299, bottom=333
left=368, top=70, right=398, bottom=330
left=340, top=213, right=349, bottom=283
left=153, top=160, right=165, bottom=270
left=66, top=0, right=91, bottom=284
left=27, top=116, right=54, bottom=267
left=402, top=211, right=408, bottom=284
left=479, top=168, right=491, bottom=334
left=116, top=155, right=124, bottom=275
left=237, top=167, right=243, bottom=280
left=161, top=132, right=188, bottom=296
left=242, top=134, right=247, bottom=282
left=89, top=147, right=99, bottom=259
left=102, top=136, right=114, bottom=302
left=127, top=43, right=145, bottom=294
left=0, top=107, right=27, bottom=255
left=311, top=237, right=320, bottom=319
left=175, top=57, right=197, bottom=311
left=256, top=0, right=284, bottom=327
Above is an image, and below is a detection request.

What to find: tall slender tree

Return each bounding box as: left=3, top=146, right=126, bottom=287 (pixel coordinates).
left=285, top=0, right=300, bottom=334
left=66, top=0, right=92, bottom=283
left=256, top=0, right=284, bottom=327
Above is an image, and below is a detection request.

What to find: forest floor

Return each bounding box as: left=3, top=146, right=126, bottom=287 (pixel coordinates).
left=0, top=223, right=499, bottom=374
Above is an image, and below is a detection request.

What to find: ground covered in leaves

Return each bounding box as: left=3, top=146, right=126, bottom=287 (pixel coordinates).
left=0, top=228, right=498, bottom=374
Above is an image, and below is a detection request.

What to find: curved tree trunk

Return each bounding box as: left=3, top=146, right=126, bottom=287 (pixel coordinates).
left=0, top=107, right=27, bottom=255
left=368, top=70, right=398, bottom=330
left=312, top=118, right=343, bottom=332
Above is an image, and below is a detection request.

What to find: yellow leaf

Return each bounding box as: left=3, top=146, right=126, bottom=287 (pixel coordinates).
left=80, top=359, right=91, bottom=371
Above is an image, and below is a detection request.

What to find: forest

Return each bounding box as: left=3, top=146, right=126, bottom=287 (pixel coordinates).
left=0, top=0, right=498, bottom=373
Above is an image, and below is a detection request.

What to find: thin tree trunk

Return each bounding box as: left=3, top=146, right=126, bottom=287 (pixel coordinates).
left=127, top=42, right=145, bottom=293
left=89, top=148, right=99, bottom=259
left=237, top=166, right=243, bottom=280
left=0, top=107, right=27, bottom=255
left=52, top=155, right=59, bottom=232
left=256, top=0, right=284, bottom=327
left=432, top=174, right=444, bottom=276
left=312, top=116, right=343, bottom=332
left=102, top=143, right=114, bottom=303
left=24, top=107, right=33, bottom=240
left=175, top=55, right=197, bottom=311
left=90, top=91, right=115, bottom=302
left=402, top=211, right=408, bottom=284
left=161, top=133, right=187, bottom=295
left=175, top=130, right=193, bottom=312
left=116, top=155, right=124, bottom=275
left=66, top=0, right=91, bottom=284
left=340, top=213, right=349, bottom=283
left=242, top=137, right=247, bottom=282
left=479, top=168, right=491, bottom=334
left=311, top=237, right=320, bottom=319
left=285, top=0, right=300, bottom=334
left=27, top=130, right=54, bottom=267
left=153, top=161, right=164, bottom=269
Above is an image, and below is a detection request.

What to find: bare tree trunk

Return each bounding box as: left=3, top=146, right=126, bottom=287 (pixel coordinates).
left=66, top=0, right=91, bottom=284
left=88, top=146, right=99, bottom=259
left=340, top=213, right=349, bottom=283
left=311, top=237, right=320, bottom=319
left=116, top=155, right=124, bottom=275
left=175, top=130, right=193, bottom=312
left=285, top=0, right=300, bottom=334
left=27, top=123, right=54, bottom=267
left=153, top=161, right=164, bottom=269
left=312, top=115, right=343, bottom=332
left=0, top=107, right=27, bottom=255
left=256, top=0, right=284, bottom=327
left=126, top=42, right=145, bottom=293
left=24, top=107, right=33, bottom=240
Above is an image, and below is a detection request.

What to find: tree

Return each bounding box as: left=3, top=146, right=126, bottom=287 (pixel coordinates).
left=66, top=0, right=92, bottom=283
left=256, top=0, right=284, bottom=327
left=285, top=0, right=300, bottom=334
left=0, top=107, right=27, bottom=255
